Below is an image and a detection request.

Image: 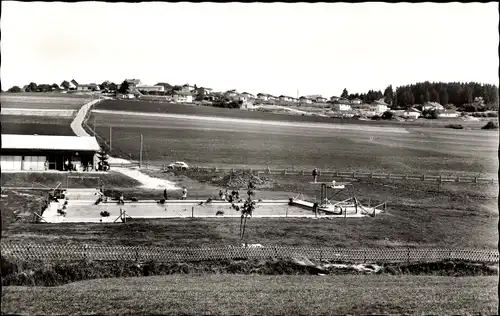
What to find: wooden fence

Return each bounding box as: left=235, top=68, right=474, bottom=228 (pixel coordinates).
left=1, top=243, right=498, bottom=264
left=108, top=163, right=497, bottom=184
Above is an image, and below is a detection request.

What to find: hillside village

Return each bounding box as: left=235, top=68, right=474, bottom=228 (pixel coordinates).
left=6, top=78, right=498, bottom=121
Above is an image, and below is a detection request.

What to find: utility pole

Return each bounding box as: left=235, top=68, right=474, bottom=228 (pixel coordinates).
left=109, top=127, right=112, bottom=152
left=93, top=117, right=96, bottom=136
left=139, top=134, right=143, bottom=169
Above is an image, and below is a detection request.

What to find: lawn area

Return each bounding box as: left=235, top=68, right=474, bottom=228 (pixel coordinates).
left=89, top=110, right=498, bottom=177
left=0, top=171, right=140, bottom=189
left=3, top=167, right=496, bottom=249
left=1, top=115, right=75, bottom=135
left=2, top=275, right=497, bottom=315
left=1, top=93, right=90, bottom=110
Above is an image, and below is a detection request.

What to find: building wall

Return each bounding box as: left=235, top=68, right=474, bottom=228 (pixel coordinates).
left=1, top=150, right=97, bottom=171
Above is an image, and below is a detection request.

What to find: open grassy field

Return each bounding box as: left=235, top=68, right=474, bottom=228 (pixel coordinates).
left=1, top=115, right=75, bottom=135
left=89, top=111, right=498, bottom=177
left=96, top=99, right=495, bottom=128
left=2, top=275, right=497, bottom=315
left=1, top=93, right=90, bottom=110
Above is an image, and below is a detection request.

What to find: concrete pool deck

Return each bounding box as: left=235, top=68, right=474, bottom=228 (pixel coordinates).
left=41, top=199, right=384, bottom=223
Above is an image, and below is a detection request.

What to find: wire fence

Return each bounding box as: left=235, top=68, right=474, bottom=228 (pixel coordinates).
left=107, top=163, right=497, bottom=184
left=2, top=243, right=498, bottom=264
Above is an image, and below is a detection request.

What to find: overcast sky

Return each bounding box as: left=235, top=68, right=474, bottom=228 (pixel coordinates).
left=2, top=2, right=498, bottom=97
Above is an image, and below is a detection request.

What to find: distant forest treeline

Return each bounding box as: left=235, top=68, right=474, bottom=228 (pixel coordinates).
left=344, top=81, right=498, bottom=110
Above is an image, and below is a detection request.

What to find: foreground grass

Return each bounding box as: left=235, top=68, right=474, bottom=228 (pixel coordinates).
left=1, top=171, right=140, bottom=189
left=2, top=275, right=497, bottom=315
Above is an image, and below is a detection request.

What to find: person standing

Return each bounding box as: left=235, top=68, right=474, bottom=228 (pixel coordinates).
left=181, top=187, right=187, bottom=200
left=312, top=168, right=318, bottom=183
left=164, top=189, right=168, bottom=200
left=64, top=159, right=69, bottom=171
left=44, top=160, right=49, bottom=171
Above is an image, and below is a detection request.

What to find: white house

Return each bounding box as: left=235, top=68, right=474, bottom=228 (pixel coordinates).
left=257, top=93, right=270, bottom=101
left=314, top=96, right=327, bottom=103
left=337, top=98, right=350, bottom=104
left=438, top=110, right=460, bottom=118
left=240, top=92, right=255, bottom=99
left=299, top=96, right=313, bottom=104
left=332, top=103, right=352, bottom=111
left=422, top=102, right=444, bottom=111
left=351, top=98, right=362, bottom=105
left=370, top=103, right=389, bottom=114
left=173, top=91, right=193, bottom=103
left=181, top=84, right=196, bottom=92
left=76, top=84, right=100, bottom=92
left=279, top=95, right=294, bottom=102
left=330, top=96, right=340, bottom=102
left=224, top=90, right=238, bottom=98
left=403, top=110, right=421, bottom=119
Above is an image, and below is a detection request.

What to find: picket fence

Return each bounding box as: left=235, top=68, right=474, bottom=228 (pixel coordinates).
left=1, top=243, right=498, bottom=264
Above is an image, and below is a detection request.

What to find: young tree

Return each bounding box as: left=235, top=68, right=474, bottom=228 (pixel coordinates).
left=118, top=80, right=130, bottom=94
left=96, top=149, right=110, bottom=171
left=231, top=182, right=257, bottom=240
left=341, top=88, right=349, bottom=98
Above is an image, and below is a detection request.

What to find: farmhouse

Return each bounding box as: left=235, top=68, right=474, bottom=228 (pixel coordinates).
left=351, top=98, right=362, bottom=105
left=402, top=109, right=421, bottom=119
left=438, top=109, right=460, bottom=118
left=299, top=96, right=313, bottom=104
left=314, top=96, right=327, bottom=103
left=77, top=84, right=100, bottom=92
left=136, top=85, right=165, bottom=93
left=1, top=134, right=100, bottom=171
left=240, top=92, right=255, bottom=99
left=422, top=101, right=444, bottom=111
left=336, top=98, right=350, bottom=104
left=332, top=103, right=352, bottom=111
left=279, top=95, right=294, bottom=102
left=370, top=100, right=389, bottom=114
left=172, top=91, right=193, bottom=103
left=196, top=87, right=213, bottom=96
left=257, top=93, right=270, bottom=101
left=330, top=96, right=340, bottom=102
left=181, top=84, right=196, bottom=92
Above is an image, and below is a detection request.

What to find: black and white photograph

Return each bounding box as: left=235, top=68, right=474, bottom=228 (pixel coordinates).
left=1, top=1, right=498, bottom=315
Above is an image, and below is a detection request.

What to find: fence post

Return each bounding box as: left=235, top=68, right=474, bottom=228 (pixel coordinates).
left=422, top=174, right=425, bottom=181
left=192, top=206, right=194, bottom=218
left=135, top=248, right=139, bottom=262
left=474, top=177, right=477, bottom=183
left=320, top=248, right=323, bottom=261
left=407, top=247, right=410, bottom=264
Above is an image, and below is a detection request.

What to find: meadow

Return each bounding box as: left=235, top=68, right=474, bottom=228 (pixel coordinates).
left=1, top=115, right=75, bottom=136
left=1, top=93, right=90, bottom=110
left=89, top=111, right=498, bottom=177
left=2, top=275, right=497, bottom=315
left=95, top=99, right=494, bottom=128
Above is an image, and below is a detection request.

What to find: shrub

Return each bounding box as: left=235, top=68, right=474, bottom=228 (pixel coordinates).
left=100, top=211, right=110, bottom=217
left=445, top=124, right=464, bottom=129
left=381, top=111, right=394, bottom=120
left=481, top=121, right=498, bottom=130
left=371, top=115, right=381, bottom=120
left=487, top=112, right=498, bottom=117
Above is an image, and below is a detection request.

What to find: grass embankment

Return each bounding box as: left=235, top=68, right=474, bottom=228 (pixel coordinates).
left=1, top=255, right=498, bottom=288
left=2, top=275, right=497, bottom=315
